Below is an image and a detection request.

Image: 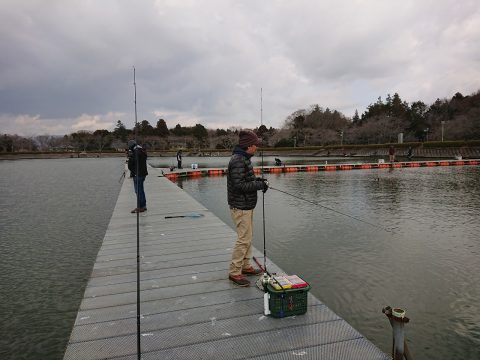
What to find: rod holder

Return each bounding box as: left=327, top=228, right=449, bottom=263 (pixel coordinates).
left=382, top=306, right=413, bottom=360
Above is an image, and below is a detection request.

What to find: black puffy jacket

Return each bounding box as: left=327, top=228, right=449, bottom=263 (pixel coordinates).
left=227, top=146, right=264, bottom=210
left=128, top=146, right=148, bottom=177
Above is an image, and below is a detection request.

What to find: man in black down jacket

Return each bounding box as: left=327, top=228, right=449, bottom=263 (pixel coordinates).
left=127, top=140, right=148, bottom=213
left=227, top=130, right=269, bottom=286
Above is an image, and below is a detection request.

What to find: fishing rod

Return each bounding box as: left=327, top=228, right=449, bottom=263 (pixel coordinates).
left=269, top=185, right=395, bottom=234
left=133, top=67, right=141, bottom=360
left=258, top=88, right=278, bottom=317
left=260, top=88, right=267, bottom=274
left=165, top=213, right=204, bottom=219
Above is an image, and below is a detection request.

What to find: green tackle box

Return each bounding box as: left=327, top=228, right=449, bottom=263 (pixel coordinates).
left=266, top=283, right=310, bottom=318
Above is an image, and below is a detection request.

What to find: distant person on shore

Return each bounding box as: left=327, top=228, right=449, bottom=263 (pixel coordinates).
left=227, top=130, right=268, bottom=287
left=407, top=146, right=413, bottom=160
left=275, top=157, right=283, bottom=166
left=176, top=150, right=183, bottom=169
left=128, top=140, right=148, bottom=213
left=389, top=145, right=396, bottom=162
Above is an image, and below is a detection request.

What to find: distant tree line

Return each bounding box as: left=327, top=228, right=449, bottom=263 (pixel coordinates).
left=278, top=90, right=480, bottom=147
left=1, top=90, right=479, bottom=152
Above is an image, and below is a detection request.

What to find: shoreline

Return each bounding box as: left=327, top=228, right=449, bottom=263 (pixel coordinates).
left=1, top=146, right=479, bottom=161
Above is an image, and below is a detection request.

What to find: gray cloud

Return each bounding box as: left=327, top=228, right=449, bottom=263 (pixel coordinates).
left=1, top=0, right=479, bottom=136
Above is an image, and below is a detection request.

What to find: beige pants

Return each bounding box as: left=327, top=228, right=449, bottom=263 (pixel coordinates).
left=229, top=208, right=254, bottom=276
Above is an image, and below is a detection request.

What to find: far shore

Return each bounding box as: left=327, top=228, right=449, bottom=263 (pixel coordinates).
left=1, top=145, right=479, bottom=161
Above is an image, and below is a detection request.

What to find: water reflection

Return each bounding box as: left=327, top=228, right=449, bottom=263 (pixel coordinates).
left=177, top=165, right=480, bottom=360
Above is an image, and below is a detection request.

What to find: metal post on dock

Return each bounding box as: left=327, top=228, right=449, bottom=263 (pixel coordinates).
left=382, top=306, right=413, bottom=360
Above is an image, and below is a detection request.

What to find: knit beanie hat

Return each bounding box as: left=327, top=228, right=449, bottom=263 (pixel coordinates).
left=238, top=130, right=262, bottom=148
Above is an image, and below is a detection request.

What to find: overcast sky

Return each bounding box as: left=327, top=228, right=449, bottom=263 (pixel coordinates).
left=1, top=0, right=479, bottom=136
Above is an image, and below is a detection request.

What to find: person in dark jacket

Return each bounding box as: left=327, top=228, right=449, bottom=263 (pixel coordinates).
left=227, top=130, right=268, bottom=287
left=176, top=150, right=183, bottom=169
left=406, top=146, right=413, bottom=160
left=127, top=140, right=148, bottom=213
left=389, top=145, right=396, bottom=162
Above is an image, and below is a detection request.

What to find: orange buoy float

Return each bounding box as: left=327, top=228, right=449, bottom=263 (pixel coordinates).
left=324, top=165, right=337, bottom=171
left=208, top=169, right=223, bottom=176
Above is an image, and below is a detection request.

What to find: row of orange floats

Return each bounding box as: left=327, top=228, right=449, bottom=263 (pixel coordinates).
left=164, top=159, right=479, bottom=181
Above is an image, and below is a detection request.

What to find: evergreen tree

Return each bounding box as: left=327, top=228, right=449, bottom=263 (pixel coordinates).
left=193, top=124, right=208, bottom=147
left=156, top=119, right=169, bottom=137
left=139, top=120, right=154, bottom=135
left=352, top=110, right=360, bottom=124
left=171, top=123, right=185, bottom=136
left=391, top=93, right=407, bottom=118
left=113, top=120, right=128, bottom=141
left=408, top=101, right=428, bottom=140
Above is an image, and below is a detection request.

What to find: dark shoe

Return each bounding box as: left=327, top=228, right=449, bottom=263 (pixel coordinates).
left=229, top=274, right=250, bottom=287
left=131, top=208, right=145, bottom=213
left=242, top=267, right=263, bottom=276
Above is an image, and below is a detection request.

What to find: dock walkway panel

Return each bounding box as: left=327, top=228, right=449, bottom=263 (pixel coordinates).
left=64, top=167, right=389, bottom=359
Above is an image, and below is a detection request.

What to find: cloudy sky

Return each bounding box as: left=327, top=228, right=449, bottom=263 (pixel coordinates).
left=1, top=0, right=479, bottom=136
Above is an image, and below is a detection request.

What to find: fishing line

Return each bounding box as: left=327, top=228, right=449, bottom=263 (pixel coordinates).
left=133, top=67, right=141, bottom=360
left=269, top=185, right=395, bottom=234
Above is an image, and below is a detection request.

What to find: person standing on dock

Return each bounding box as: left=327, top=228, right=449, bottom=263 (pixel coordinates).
left=176, top=149, right=183, bottom=169
left=128, top=140, right=148, bottom=213
left=389, top=145, right=396, bottom=162
left=227, top=130, right=268, bottom=287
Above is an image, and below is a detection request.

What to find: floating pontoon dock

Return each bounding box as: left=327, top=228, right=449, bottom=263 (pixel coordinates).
left=64, top=166, right=389, bottom=359
left=164, top=158, right=480, bottom=181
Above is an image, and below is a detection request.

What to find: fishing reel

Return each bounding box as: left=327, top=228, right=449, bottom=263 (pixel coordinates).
left=256, top=272, right=276, bottom=291
left=255, top=273, right=271, bottom=291
left=261, top=273, right=270, bottom=288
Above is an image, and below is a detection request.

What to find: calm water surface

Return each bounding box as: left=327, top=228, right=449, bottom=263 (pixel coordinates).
left=173, top=161, right=480, bottom=360
left=0, top=158, right=122, bottom=359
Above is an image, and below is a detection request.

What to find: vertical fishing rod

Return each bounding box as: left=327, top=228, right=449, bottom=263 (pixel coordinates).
left=133, top=67, right=141, bottom=360
left=260, top=88, right=267, bottom=274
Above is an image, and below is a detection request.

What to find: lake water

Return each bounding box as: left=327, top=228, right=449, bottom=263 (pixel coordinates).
left=1, top=156, right=479, bottom=359
left=0, top=158, right=122, bottom=360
